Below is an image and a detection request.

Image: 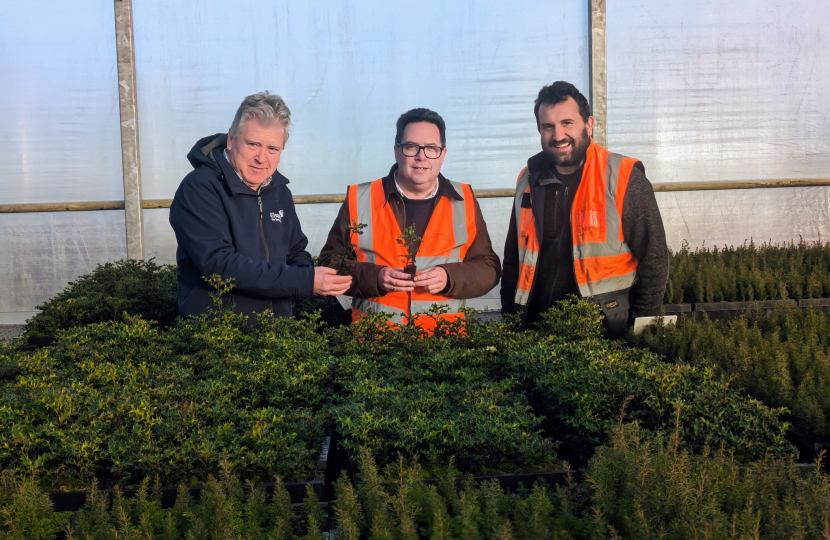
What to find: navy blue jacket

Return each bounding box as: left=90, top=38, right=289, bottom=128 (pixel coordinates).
left=169, top=133, right=314, bottom=320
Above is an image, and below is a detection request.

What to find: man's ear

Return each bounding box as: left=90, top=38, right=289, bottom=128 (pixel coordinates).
left=586, top=116, right=595, bottom=137
left=226, top=130, right=234, bottom=151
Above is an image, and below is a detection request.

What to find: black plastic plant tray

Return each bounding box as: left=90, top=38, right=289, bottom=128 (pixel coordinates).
left=339, top=441, right=577, bottom=493
left=48, top=436, right=334, bottom=512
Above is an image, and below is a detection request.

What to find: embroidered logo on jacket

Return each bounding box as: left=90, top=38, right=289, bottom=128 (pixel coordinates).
left=270, top=210, right=284, bottom=223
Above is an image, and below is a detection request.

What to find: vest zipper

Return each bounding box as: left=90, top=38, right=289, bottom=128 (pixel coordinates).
left=400, top=199, right=412, bottom=317
left=568, top=188, right=582, bottom=300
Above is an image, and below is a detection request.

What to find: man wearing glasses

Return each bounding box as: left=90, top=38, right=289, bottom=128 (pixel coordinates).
left=319, top=108, right=500, bottom=330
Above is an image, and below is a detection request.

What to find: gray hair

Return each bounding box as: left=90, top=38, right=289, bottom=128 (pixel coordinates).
left=229, top=91, right=291, bottom=143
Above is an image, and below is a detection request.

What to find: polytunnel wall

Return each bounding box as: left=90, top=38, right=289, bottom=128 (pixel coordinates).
left=1, top=0, right=829, bottom=318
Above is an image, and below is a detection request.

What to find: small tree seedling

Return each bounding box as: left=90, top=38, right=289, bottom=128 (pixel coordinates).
left=397, top=225, right=421, bottom=280
left=332, top=221, right=367, bottom=276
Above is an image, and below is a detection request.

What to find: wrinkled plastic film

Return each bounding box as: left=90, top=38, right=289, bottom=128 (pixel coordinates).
left=607, top=0, right=830, bottom=248
left=0, top=1, right=123, bottom=205
left=131, top=0, right=590, bottom=200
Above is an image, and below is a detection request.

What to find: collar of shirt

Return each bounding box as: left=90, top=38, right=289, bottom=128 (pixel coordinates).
left=393, top=171, right=439, bottom=200
left=223, top=148, right=272, bottom=192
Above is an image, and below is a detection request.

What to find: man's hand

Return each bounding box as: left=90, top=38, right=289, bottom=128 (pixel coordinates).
left=413, top=266, right=448, bottom=294
left=378, top=267, right=414, bottom=293
left=313, top=267, right=352, bottom=296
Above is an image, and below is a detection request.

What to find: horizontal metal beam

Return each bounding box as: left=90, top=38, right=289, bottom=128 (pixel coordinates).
left=2, top=178, right=829, bottom=214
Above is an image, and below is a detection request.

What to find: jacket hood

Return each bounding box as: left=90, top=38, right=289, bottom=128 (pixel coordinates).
left=187, top=133, right=227, bottom=173
left=186, top=133, right=290, bottom=190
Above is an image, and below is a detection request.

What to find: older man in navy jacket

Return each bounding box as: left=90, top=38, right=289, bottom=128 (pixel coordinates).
left=169, top=92, right=350, bottom=320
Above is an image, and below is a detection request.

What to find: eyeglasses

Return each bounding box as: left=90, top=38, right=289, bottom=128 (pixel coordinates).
left=396, top=143, right=444, bottom=159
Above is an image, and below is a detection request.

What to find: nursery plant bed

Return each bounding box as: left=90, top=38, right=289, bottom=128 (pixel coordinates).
left=339, top=441, right=576, bottom=493
left=48, top=436, right=335, bottom=512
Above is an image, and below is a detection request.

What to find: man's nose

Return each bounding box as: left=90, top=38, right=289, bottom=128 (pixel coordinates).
left=255, top=148, right=266, bottom=162
left=414, top=147, right=426, bottom=160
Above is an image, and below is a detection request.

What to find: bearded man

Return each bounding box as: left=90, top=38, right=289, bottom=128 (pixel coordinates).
left=500, top=81, right=668, bottom=338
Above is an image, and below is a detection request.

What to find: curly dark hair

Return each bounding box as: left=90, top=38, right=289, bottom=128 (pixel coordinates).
left=395, top=108, right=446, bottom=147
left=534, top=81, right=591, bottom=125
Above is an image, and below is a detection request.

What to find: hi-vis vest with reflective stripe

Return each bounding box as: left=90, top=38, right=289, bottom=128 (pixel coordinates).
left=348, top=178, right=477, bottom=329
left=513, top=141, right=641, bottom=307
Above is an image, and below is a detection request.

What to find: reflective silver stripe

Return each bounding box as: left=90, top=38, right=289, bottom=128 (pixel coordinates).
left=517, top=248, right=538, bottom=268
left=352, top=296, right=406, bottom=324
left=573, top=153, right=637, bottom=298
left=417, top=255, right=454, bottom=269
left=577, top=272, right=637, bottom=298
left=574, top=241, right=632, bottom=259
left=449, top=181, right=468, bottom=263
left=411, top=299, right=465, bottom=315
left=573, top=153, right=627, bottom=263
left=513, top=168, right=530, bottom=239
left=355, top=182, right=375, bottom=264
left=513, top=168, right=533, bottom=307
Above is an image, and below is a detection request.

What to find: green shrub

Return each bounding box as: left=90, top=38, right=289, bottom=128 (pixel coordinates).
left=25, top=260, right=178, bottom=338
left=0, top=470, right=68, bottom=540
left=0, top=308, right=332, bottom=489
left=516, top=299, right=794, bottom=462
left=585, top=422, right=830, bottom=540
left=331, top=313, right=557, bottom=474
left=631, top=308, right=830, bottom=439
left=664, top=239, right=830, bottom=303
left=333, top=447, right=584, bottom=540
left=0, top=468, right=322, bottom=540
left=334, top=434, right=830, bottom=539
left=332, top=301, right=792, bottom=472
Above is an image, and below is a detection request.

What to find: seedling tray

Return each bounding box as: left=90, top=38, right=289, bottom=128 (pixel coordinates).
left=48, top=436, right=335, bottom=511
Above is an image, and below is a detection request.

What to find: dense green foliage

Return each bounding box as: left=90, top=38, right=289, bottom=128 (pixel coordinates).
left=333, top=425, right=830, bottom=540
left=21, top=259, right=348, bottom=342
left=521, top=300, right=793, bottom=462
left=331, top=312, right=557, bottom=474
left=631, top=308, right=830, bottom=439
left=0, top=308, right=332, bottom=489
left=0, top=469, right=324, bottom=540
left=665, top=240, right=830, bottom=304
left=584, top=423, right=830, bottom=539
left=332, top=300, right=792, bottom=472
left=25, top=260, right=178, bottom=338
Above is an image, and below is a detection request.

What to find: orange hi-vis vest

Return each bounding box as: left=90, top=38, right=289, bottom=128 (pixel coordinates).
left=348, top=178, right=477, bottom=330
left=513, top=141, right=641, bottom=307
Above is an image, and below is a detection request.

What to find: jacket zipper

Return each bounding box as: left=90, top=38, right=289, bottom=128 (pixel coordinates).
left=567, top=186, right=582, bottom=299
left=258, top=193, right=274, bottom=312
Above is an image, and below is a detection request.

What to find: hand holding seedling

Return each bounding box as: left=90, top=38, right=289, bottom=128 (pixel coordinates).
left=413, top=266, right=448, bottom=293
left=314, top=267, right=352, bottom=296
left=378, top=267, right=414, bottom=292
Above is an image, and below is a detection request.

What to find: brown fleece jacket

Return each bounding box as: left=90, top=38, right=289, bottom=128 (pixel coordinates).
left=318, top=165, right=501, bottom=300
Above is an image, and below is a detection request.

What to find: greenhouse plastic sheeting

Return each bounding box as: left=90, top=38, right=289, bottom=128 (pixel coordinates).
left=131, top=0, right=589, bottom=200
left=0, top=1, right=123, bottom=205
left=607, top=0, right=830, bottom=248
left=0, top=212, right=127, bottom=313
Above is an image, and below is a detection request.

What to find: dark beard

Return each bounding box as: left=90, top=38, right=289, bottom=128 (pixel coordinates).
left=543, top=127, right=591, bottom=169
